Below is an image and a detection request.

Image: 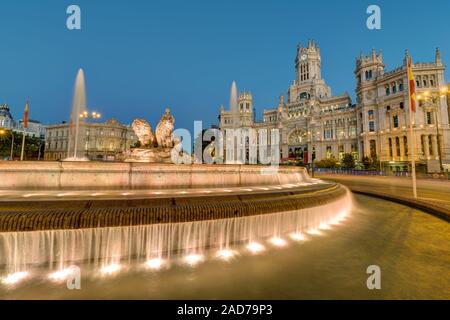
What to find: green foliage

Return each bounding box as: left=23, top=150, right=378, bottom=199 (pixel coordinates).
left=361, top=155, right=380, bottom=170
left=0, top=130, right=42, bottom=160
left=315, top=157, right=339, bottom=169
left=341, top=153, right=355, bottom=169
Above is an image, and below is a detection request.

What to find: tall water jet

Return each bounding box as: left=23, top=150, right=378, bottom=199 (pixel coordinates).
left=66, top=68, right=88, bottom=161
left=229, top=80, right=238, bottom=124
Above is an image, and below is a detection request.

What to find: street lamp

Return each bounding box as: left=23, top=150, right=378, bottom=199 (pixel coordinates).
left=0, top=129, right=14, bottom=160
left=79, top=110, right=101, bottom=120
left=416, top=85, right=448, bottom=173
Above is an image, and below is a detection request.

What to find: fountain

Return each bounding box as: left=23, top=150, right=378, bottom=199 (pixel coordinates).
left=64, top=68, right=89, bottom=161
left=230, top=80, right=238, bottom=125
left=0, top=190, right=351, bottom=276
left=124, top=108, right=178, bottom=163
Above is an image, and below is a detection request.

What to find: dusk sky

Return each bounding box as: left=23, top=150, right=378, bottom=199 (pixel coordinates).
left=1, top=0, right=449, bottom=131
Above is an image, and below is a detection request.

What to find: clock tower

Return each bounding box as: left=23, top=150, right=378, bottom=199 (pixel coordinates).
left=289, top=39, right=331, bottom=103
left=295, top=39, right=322, bottom=84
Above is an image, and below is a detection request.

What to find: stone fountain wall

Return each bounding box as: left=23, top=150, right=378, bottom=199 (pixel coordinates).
left=0, top=162, right=310, bottom=190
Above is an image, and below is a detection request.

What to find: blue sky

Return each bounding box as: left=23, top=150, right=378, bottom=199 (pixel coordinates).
left=1, top=0, right=449, bottom=131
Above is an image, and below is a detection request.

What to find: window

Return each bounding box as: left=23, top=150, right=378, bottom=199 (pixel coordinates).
left=385, top=86, right=390, bottom=95
left=429, top=136, right=433, bottom=155
left=388, top=138, right=393, bottom=157
left=369, top=121, right=375, bottom=132
left=396, top=137, right=401, bottom=156
left=368, top=110, right=374, bottom=120
left=399, top=82, right=404, bottom=91
left=326, top=146, right=332, bottom=158
left=392, top=84, right=397, bottom=94
left=416, top=80, right=420, bottom=87
left=400, top=102, right=404, bottom=109
left=404, top=136, right=408, bottom=156
left=430, top=79, right=435, bottom=87
left=393, top=115, right=399, bottom=128
left=423, top=80, right=427, bottom=87
left=426, top=112, right=433, bottom=125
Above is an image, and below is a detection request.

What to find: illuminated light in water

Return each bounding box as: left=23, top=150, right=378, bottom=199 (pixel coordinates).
left=290, top=232, right=306, bottom=241
left=319, top=223, right=332, bottom=230
left=23, top=193, right=41, bottom=198
left=57, top=193, right=73, bottom=197
left=269, top=237, right=287, bottom=247
left=247, top=242, right=265, bottom=254
left=48, top=268, right=75, bottom=282
left=243, top=189, right=253, bottom=192
left=184, top=254, right=204, bottom=266
left=121, top=192, right=132, bottom=196
left=307, top=229, right=322, bottom=236
left=145, top=258, right=165, bottom=270
left=100, top=264, right=121, bottom=275
left=90, top=193, right=104, bottom=197
left=203, top=190, right=212, bottom=194
left=223, top=189, right=233, bottom=193
left=273, top=186, right=282, bottom=190
left=178, top=191, right=188, bottom=194
left=152, top=191, right=163, bottom=195
left=2, top=271, right=29, bottom=285
left=216, top=249, right=236, bottom=261
left=258, top=187, right=269, bottom=191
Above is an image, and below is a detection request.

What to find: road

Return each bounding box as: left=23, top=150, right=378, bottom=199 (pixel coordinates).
left=316, top=173, right=450, bottom=212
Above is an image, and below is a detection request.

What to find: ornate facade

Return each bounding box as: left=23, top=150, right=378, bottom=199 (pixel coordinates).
left=44, top=118, right=137, bottom=161
left=218, top=40, right=450, bottom=172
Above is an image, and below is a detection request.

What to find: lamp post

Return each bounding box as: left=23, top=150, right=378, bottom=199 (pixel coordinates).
left=417, top=86, right=448, bottom=173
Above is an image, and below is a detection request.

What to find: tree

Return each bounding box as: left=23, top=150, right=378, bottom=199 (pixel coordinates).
left=362, top=156, right=371, bottom=170
left=0, top=130, right=42, bottom=160
left=341, top=153, right=355, bottom=169
left=315, top=157, right=339, bottom=169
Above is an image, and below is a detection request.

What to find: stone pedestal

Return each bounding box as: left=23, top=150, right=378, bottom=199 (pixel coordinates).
left=124, top=148, right=172, bottom=163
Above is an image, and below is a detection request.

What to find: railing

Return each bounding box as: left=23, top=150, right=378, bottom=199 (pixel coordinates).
left=316, top=168, right=450, bottom=179
left=315, top=168, right=388, bottom=176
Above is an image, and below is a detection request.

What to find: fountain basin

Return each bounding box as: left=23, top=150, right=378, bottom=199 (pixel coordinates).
left=0, top=162, right=309, bottom=190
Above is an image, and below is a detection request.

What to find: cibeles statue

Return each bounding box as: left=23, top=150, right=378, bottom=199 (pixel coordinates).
left=125, top=108, right=177, bottom=163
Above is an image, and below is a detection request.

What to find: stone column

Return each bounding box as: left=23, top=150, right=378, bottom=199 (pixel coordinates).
left=423, top=135, right=430, bottom=158
left=431, top=135, right=438, bottom=158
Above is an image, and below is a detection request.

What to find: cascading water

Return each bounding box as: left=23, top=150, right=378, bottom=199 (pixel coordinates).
left=0, top=191, right=352, bottom=280
left=65, top=68, right=89, bottom=161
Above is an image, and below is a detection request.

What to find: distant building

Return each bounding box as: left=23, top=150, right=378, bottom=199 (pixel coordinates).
left=355, top=48, right=449, bottom=172
left=0, top=104, right=14, bottom=129
left=0, top=103, right=46, bottom=139
left=219, top=41, right=450, bottom=173
left=44, top=118, right=137, bottom=161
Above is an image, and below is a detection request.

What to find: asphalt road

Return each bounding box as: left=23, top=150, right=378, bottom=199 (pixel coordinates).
left=316, top=174, right=450, bottom=211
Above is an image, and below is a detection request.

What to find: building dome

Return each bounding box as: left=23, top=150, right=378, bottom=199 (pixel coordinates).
left=0, top=104, right=13, bottom=120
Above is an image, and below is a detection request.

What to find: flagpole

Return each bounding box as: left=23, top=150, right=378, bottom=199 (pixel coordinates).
left=406, top=52, right=418, bottom=199
left=21, top=98, right=29, bottom=162
left=20, top=132, right=26, bottom=161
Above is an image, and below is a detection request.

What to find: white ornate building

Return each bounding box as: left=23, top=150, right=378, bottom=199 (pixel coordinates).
left=219, top=40, right=450, bottom=172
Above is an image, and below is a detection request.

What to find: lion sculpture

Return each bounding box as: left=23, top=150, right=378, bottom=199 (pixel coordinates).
left=155, top=108, right=175, bottom=148
left=131, top=118, right=155, bottom=147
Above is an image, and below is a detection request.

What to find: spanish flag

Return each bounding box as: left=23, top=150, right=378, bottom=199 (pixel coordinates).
left=24, top=98, right=29, bottom=129
left=406, top=56, right=416, bottom=113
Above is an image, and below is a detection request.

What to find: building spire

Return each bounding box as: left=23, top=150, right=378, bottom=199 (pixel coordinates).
left=436, top=47, right=442, bottom=65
